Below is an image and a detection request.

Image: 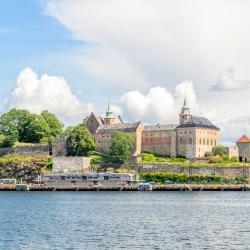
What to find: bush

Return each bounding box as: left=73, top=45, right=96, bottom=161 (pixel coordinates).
left=205, top=151, right=213, bottom=157
left=139, top=172, right=229, bottom=184
left=213, top=146, right=227, bottom=157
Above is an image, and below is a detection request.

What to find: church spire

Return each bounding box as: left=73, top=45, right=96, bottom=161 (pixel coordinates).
left=181, top=96, right=190, bottom=114
left=180, top=96, right=191, bottom=124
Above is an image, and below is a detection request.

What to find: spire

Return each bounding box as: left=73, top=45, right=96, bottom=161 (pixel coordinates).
left=183, top=95, right=188, bottom=107
left=106, top=102, right=114, bottom=118
left=181, top=96, right=190, bottom=114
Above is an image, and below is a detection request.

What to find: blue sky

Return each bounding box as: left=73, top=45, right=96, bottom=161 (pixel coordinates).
left=0, top=0, right=86, bottom=110
left=1, top=0, right=250, bottom=142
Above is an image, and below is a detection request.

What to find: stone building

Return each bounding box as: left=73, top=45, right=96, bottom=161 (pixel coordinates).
left=176, top=99, right=220, bottom=159
left=236, top=135, right=250, bottom=162
left=87, top=104, right=143, bottom=156
left=142, top=125, right=177, bottom=157
left=87, top=98, right=220, bottom=160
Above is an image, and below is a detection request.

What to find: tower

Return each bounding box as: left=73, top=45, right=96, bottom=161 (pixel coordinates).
left=104, top=103, right=115, bottom=125
left=179, top=96, right=191, bottom=124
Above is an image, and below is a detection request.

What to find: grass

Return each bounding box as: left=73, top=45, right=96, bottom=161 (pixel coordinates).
left=140, top=152, right=188, bottom=164
left=139, top=152, right=250, bottom=167
left=0, top=155, right=51, bottom=165
left=90, top=151, right=111, bottom=164
left=13, top=142, right=47, bottom=147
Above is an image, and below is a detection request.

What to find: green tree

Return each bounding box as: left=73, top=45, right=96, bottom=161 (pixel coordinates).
left=41, top=110, right=64, bottom=138
left=66, top=124, right=95, bottom=156
left=0, top=132, right=18, bottom=147
left=109, top=131, right=134, bottom=163
left=64, top=126, right=74, bottom=137
left=0, top=109, right=64, bottom=145
left=213, top=146, right=227, bottom=156
left=25, top=114, right=51, bottom=143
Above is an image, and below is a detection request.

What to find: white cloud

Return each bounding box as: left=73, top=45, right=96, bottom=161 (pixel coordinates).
left=120, top=81, right=199, bottom=123
left=44, top=0, right=250, bottom=141
left=7, top=68, right=94, bottom=123
left=212, top=68, right=250, bottom=91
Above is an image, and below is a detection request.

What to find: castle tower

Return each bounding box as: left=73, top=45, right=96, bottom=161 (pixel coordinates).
left=104, top=103, right=116, bottom=125
left=179, top=96, right=191, bottom=124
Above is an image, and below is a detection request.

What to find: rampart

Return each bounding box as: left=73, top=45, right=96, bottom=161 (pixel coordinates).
left=0, top=145, right=50, bottom=157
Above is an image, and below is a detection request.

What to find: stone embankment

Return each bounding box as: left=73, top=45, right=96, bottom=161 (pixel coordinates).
left=100, top=163, right=250, bottom=178
left=1, top=184, right=250, bottom=191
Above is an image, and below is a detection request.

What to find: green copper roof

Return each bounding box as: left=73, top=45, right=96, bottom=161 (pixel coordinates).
left=106, top=103, right=114, bottom=118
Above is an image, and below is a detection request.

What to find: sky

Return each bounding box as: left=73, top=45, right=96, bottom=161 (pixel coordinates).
left=1, top=0, right=250, bottom=144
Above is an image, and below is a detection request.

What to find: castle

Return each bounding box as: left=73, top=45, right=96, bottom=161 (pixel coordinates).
left=86, top=98, right=220, bottom=160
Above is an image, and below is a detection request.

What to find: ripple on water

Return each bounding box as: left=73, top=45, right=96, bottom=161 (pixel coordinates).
left=0, top=192, right=250, bottom=250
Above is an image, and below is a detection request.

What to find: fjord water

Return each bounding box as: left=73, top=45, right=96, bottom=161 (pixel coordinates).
left=0, top=192, right=249, bottom=250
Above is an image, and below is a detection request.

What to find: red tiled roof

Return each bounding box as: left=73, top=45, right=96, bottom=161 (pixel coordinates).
left=237, top=135, right=250, bottom=143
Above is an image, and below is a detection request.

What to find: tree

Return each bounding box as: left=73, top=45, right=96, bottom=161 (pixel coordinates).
left=64, top=126, right=74, bottom=137
left=0, top=109, right=34, bottom=142
left=66, top=124, right=95, bottom=156
left=0, top=132, right=18, bottom=147
left=25, top=114, right=51, bottom=143
left=213, top=146, right=227, bottom=157
left=109, top=131, right=134, bottom=163
left=41, top=110, right=64, bottom=138
left=0, top=109, right=64, bottom=145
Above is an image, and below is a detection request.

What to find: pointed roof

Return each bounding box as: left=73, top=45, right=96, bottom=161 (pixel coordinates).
left=177, top=115, right=220, bottom=130
left=183, top=96, right=188, bottom=107
left=181, top=96, right=191, bottom=114
left=97, top=122, right=141, bottom=133
left=237, top=135, right=250, bottom=143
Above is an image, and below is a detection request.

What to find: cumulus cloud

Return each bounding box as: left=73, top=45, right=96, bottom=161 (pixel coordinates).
left=7, top=68, right=94, bottom=123
left=120, top=81, right=199, bottom=123
left=43, top=0, right=250, bottom=141
left=212, top=68, right=250, bottom=91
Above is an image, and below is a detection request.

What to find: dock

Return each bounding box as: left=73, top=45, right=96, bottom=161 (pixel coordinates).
left=1, top=184, right=250, bottom=191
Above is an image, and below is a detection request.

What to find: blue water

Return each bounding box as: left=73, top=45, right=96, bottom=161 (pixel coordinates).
left=0, top=192, right=250, bottom=250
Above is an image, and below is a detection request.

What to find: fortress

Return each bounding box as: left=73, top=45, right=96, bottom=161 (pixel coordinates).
left=86, top=98, right=220, bottom=160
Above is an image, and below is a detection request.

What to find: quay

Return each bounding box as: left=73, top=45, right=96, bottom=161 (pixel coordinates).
left=1, top=184, right=250, bottom=191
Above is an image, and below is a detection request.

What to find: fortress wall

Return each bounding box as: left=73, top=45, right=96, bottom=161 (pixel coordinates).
left=52, top=157, right=91, bottom=173
left=0, top=145, right=50, bottom=157
left=134, top=164, right=250, bottom=178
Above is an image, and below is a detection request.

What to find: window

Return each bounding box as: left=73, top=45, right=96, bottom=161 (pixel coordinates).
left=199, top=138, right=202, bottom=144
left=189, top=138, right=192, bottom=144
left=207, top=139, right=209, bottom=145
left=203, top=138, right=205, bottom=145
left=180, top=138, right=183, bottom=144
left=215, top=140, right=217, bottom=146
left=189, top=131, right=192, bottom=134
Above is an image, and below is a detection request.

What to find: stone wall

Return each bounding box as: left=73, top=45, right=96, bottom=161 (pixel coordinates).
left=133, top=164, right=250, bottom=178
left=52, top=156, right=91, bottom=173
left=52, top=138, right=67, bottom=156
left=142, top=130, right=176, bottom=157
left=0, top=145, right=50, bottom=157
